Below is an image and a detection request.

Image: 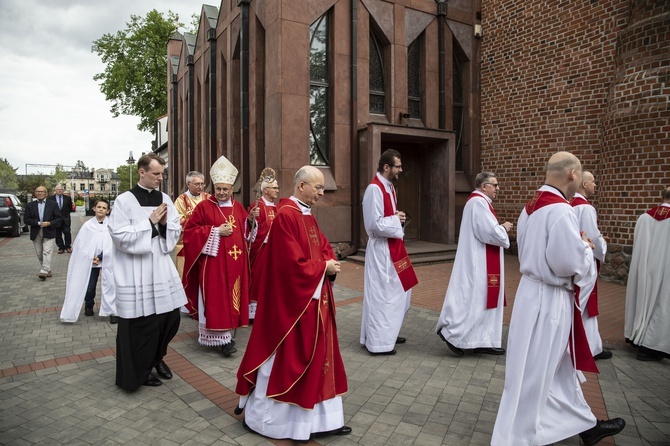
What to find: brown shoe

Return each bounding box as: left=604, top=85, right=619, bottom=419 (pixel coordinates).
left=66, top=248, right=73, bottom=253
left=57, top=249, right=64, bottom=254
left=38, top=273, right=46, bottom=281
left=46, top=272, right=52, bottom=278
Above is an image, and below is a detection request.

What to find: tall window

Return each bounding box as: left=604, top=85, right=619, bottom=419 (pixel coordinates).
left=453, top=52, right=464, bottom=170
left=309, top=13, right=330, bottom=166
left=407, top=37, right=421, bottom=119
left=369, top=29, right=386, bottom=114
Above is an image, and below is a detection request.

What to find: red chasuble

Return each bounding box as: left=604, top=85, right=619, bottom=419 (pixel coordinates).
left=181, top=196, right=250, bottom=329
left=570, top=195, right=600, bottom=318
left=646, top=205, right=670, bottom=221
left=467, top=192, right=505, bottom=309
left=236, top=198, right=348, bottom=409
left=247, top=199, right=276, bottom=268
left=370, top=176, right=418, bottom=291
left=526, top=190, right=598, bottom=374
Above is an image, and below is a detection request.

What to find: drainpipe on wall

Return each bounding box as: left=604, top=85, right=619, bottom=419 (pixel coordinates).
left=238, top=0, right=251, bottom=207
left=208, top=28, right=217, bottom=165
left=170, top=65, right=179, bottom=195
left=437, top=0, right=447, bottom=130
left=187, top=53, right=195, bottom=171
left=349, top=0, right=360, bottom=256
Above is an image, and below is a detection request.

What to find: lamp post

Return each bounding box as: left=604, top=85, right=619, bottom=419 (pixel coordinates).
left=126, top=151, right=135, bottom=190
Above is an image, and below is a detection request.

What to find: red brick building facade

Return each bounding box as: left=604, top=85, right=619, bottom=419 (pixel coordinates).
left=167, top=0, right=669, bottom=282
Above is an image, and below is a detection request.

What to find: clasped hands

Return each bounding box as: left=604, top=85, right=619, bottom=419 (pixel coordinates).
left=150, top=203, right=168, bottom=225
left=326, top=259, right=341, bottom=275
left=581, top=231, right=596, bottom=250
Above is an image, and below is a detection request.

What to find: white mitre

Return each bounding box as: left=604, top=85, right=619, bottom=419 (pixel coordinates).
left=210, top=155, right=238, bottom=185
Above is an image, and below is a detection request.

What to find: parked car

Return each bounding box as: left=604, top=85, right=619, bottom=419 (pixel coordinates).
left=0, top=193, right=28, bottom=237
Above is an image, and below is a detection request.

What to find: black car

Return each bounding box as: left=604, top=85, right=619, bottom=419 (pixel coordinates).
left=0, top=193, right=28, bottom=237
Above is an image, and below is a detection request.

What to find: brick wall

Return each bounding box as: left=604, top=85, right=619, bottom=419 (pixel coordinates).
left=481, top=0, right=670, bottom=283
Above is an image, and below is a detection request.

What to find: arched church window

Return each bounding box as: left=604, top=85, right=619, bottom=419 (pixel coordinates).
left=407, top=37, right=421, bottom=119
left=309, top=13, right=330, bottom=166
left=369, top=30, right=386, bottom=115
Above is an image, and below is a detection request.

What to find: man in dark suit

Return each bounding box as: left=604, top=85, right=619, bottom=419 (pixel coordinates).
left=48, top=185, right=74, bottom=253
left=24, top=186, right=62, bottom=280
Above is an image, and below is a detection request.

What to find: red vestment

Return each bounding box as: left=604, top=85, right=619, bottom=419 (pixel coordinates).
left=236, top=198, right=348, bottom=409
left=181, top=196, right=250, bottom=329
left=247, top=199, right=276, bottom=268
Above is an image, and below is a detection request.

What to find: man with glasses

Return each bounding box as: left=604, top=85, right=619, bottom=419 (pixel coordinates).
left=174, top=171, right=210, bottom=277
left=360, top=149, right=418, bottom=356
left=436, top=172, right=512, bottom=357
left=24, top=186, right=62, bottom=281
left=247, top=174, right=279, bottom=322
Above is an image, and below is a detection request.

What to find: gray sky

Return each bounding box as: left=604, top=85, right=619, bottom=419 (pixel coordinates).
left=0, top=0, right=210, bottom=175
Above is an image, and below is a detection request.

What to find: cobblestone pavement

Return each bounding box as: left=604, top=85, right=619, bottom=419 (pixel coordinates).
left=1, top=214, right=668, bottom=445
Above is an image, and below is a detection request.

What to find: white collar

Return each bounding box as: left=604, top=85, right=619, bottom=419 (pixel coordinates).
left=289, top=196, right=311, bottom=215
left=186, top=190, right=201, bottom=198
left=261, top=196, right=276, bottom=206
left=217, top=199, right=232, bottom=207
left=472, top=189, right=492, bottom=204
left=137, top=183, right=155, bottom=193
left=376, top=172, right=394, bottom=191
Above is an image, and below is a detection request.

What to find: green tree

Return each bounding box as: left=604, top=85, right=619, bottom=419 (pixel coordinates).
left=92, top=10, right=183, bottom=133
left=0, top=158, right=18, bottom=190
left=116, top=164, right=139, bottom=194
left=74, top=160, right=88, bottom=171
left=53, top=165, right=68, bottom=188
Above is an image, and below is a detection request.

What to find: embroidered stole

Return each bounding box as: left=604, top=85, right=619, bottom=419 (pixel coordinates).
left=370, top=176, right=418, bottom=291
left=646, top=205, right=670, bottom=221
left=526, top=190, right=598, bottom=374
left=467, top=193, right=505, bottom=309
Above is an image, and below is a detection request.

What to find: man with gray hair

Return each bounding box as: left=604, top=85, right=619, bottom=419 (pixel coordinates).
left=436, top=172, right=512, bottom=357
left=174, top=171, right=210, bottom=277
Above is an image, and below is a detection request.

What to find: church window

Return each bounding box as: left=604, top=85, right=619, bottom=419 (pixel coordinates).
left=309, top=13, right=331, bottom=166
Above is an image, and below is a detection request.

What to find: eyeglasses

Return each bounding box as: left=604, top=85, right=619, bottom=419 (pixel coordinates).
left=267, top=187, right=280, bottom=190
left=304, top=182, right=325, bottom=192
left=484, top=183, right=500, bottom=188
left=390, top=164, right=403, bottom=169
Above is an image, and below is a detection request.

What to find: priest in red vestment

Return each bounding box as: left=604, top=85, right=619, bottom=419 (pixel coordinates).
left=235, top=166, right=350, bottom=443
left=247, top=176, right=278, bottom=321
left=181, top=155, right=258, bottom=357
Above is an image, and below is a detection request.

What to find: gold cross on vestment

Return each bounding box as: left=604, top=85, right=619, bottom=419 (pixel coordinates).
left=228, top=244, right=242, bottom=260
left=308, top=225, right=319, bottom=246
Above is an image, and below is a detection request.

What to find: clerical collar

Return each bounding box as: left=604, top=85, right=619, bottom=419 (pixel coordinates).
left=217, top=199, right=232, bottom=207
left=289, top=196, right=311, bottom=215
left=130, top=185, right=162, bottom=207
left=261, top=196, right=275, bottom=206
left=543, top=184, right=567, bottom=200
left=186, top=190, right=200, bottom=198
left=136, top=183, right=155, bottom=193
left=472, top=189, right=492, bottom=204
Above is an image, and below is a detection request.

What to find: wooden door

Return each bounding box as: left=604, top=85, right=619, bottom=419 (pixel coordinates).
left=395, top=147, right=420, bottom=240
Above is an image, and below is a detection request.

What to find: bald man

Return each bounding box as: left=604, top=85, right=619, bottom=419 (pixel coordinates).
left=492, top=152, right=625, bottom=446
left=236, top=166, right=350, bottom=443
left=571, top=171, right=611, bottom=361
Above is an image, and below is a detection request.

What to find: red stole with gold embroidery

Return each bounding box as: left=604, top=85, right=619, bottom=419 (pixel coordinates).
left=370, top=176, right=418, bottom=291
left=646, top=205, right=670, bottom=221
left=467, top=192, right=505, bottom=309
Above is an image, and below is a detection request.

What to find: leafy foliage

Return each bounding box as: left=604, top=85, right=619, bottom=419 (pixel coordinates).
left=0, top=158, right=18, bottom=190
left=92, top=10, right=183, bottom=133
left=116, top=164, right=139, bottom=194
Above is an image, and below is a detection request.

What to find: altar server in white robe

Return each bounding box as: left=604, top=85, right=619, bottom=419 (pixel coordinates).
left=109, top=154, right=187, bottom=391
left=60, top=199, right=117, bottom=323
left=625, top=186, right=670, bottom=361
left=361, top=149, right=418, bottom=355
left=571, top=171, right=611, bottom=360
left=492, top=152, right=625, bottom=446
left=436, top=172, right=512, bottom=357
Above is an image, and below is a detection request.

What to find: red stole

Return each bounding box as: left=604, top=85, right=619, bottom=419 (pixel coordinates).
left=526, top=190, right=598, bottom=373
left=646, top=205, right=670, bottom=221
left=370, top=176, right=418, bottom=291
left=467, top=192, right=505, bottom=309
left=570, top=196, right=599, bottom=317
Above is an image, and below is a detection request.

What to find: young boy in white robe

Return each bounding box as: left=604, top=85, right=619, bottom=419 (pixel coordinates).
left=60, top=199, right=117, bottom=323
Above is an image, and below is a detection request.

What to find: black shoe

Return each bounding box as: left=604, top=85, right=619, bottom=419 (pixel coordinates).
left=396, top=337, right=406, bottom=344
left=579, top=418, right=625, bottom=445
left=84, top=307, right=94, bottom=317
left=312, top=425, right=352, bottom=438
left=594, top=350, right=612, bottom=360
left=474, top=347, right=506, bottom=355
left=142, top=375, right=163, bottom=387
left=637, top=346, right=664, bottom=361
left=368, top=349, right=396, bottom=356
left=221, top=343, right=237, bottom=357
left=155, top=361, right=173, bottom=379
left=109, top=315, right=119, bottom=324
left=437, top=330, right=464, bottom=357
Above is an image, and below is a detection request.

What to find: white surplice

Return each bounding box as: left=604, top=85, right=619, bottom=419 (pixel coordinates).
left=108, top=191, right=187, bottom=319
left=572, top=192, right=607, bottom=356
left=436, top=190, right=509, bottom=349
left=624, top=203, right=670, bottom=354
left=360, top=173, right=411, bottom=353
left=60, top=217, right=116, bottom=322
left=492, top=186, right=597, bottom=446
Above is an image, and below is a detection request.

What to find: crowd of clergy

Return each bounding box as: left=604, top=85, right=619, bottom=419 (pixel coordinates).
left=54, top=149, right=669, bottom=445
